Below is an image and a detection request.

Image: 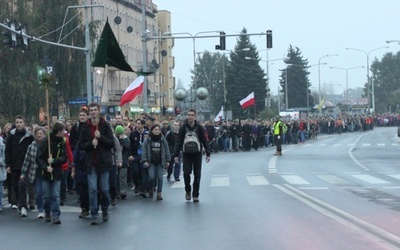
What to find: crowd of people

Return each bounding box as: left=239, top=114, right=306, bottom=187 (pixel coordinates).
left=0, top=107, right=397, bottom=225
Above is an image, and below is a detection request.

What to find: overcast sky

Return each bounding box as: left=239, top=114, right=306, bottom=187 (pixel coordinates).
left=156, top=0, right=400, bottom=96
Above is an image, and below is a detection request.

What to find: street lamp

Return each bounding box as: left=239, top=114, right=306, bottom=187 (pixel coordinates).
left=346, top=46, right=388, bottom=113
left=318, top=54, right=338, bottom=114
left=329, top=66, right=364, bottom=111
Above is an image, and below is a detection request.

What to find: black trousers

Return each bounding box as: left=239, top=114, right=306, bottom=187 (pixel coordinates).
left=274, top=135, right=282, bottom=152
left=183, top=153, right=202, bottom=197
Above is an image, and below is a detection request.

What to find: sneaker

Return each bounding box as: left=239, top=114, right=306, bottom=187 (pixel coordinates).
left=38, top=212, right=45, bottom=219
left=21, top=207, right=28, bottom=217
left=185, top=192, right=191, bottom=201
left=90, top=217, right=100, bottom=225
left=133, top=188, right=139, bottom=194
left=167, top=175, right=171, bottom=181
left=79, top=210, right=90, bottom=219
left=29, top=204, right=36, bottom=210
left=140, top=192, right=147, bottom=198
left=111, top=199, right=117, bottom=207
left=120, top=194, right=127, bottom=200
left=45, top=213, right=52, bottom=222
left=175, top=178, right=180, bottom=181
left=102, top=212, right=109, bottom=222
left=52, top=217, right=61, bottom=224
left=193, top=197, right=199, bottom=203
left=11, top=204, right=18, bottom=209
left=148, top=191, right=153, bottom=199
left=157, top=192, right=163, bottom=201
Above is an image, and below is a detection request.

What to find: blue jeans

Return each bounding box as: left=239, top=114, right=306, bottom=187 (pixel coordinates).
left=42, top=180, right=61, bottom=218
left=35, top=178, right=44, bottom=213
left=148, top=163, right=163, bottom=193
left=87, top=168, right=110, bottom=217
left=223, top=137, right=229, bottom=151
left=299, top=131, right=305, bottom=142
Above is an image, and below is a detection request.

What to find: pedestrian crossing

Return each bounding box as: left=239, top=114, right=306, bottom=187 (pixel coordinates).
left=169, top=172, right=400, bottom=189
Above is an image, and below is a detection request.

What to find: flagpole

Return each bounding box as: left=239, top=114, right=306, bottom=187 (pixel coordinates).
left=141, top=0, right=148, bottom=114
left=253, top=103, right=257, bottom=119
left=100, top=64, right=108, bottom=103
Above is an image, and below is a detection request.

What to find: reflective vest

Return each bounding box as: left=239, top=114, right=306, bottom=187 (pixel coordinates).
left=273, top=121, right=282, bottom=135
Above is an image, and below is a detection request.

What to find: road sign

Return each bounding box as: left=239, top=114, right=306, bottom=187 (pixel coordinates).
left=68, top=99, right=87, bottom=105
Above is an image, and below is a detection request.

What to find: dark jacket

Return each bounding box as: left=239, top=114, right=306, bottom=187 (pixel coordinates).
left=129, top=129, right=145, bottom=161
left=5, top=128, right=34, bottom=171
left=173, top=120, right=211, bottom=158
left=69, top=121, right=86, bottom=150
left=118, top=136, right=130, bottom=168
left=36, top=134, right=68, bottom=181
left=79, top=118, right=114, bottom=173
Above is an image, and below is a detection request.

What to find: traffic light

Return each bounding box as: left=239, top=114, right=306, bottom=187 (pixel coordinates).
left=219, top=32, right=226, bottom=50
left=17, top=24, right=29, bottom=51
left=2, top=20, right=11, bottom=48
left=36, top=65, right=45, bottom=84
left=266, top=30, right=272, bottom=49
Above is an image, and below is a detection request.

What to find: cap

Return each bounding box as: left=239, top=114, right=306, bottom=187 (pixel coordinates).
left=115, top=125, right=125, bottom=135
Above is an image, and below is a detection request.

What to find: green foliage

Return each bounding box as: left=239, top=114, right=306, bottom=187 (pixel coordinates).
left=0, top=0, right=86, bottom=121
left=225, top=28, right=266, bottom=119
left=279, top=45, right=310, bottom=109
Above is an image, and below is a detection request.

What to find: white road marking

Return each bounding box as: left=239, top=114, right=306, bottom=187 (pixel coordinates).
left=316, top=174, right=350, bottom=184
left=387, top=174, right=400, bottom=180
left=382, top=186, right=400, bottom=189
left=298, top=187, right=329, bottom=190
left=362, top=143, right=371, bottom=146
left=318, top=144, right=328, bottom=146
left=281, top=175, right=310, bottom=185
left=246, top=175, right=269, bottom=185
left=171, top=180, right=185, bottom=188
left=333, top=144, right=341, bottom=147
left=377, top=143, right=385, bottom=146
left=210, top=175, right=230, bottom=187
left=351, top=174, right=390, bottom=184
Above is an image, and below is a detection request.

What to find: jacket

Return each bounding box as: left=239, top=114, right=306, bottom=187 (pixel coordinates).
left=0, top=137, right=6, bottom=181
left=173, top=120, right=211, bottom=158
left=36, top=134, right=68, bottom=181
left=21, top=140, right=42, bottom=183
left=79, top=118, right=114, bottom=173
left=141, top=135, right=170, bottom=167
left=5, top=128, right=34, bottom=171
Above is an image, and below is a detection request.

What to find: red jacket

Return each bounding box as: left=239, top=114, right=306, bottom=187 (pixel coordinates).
left=61, top=133, right=74, bottom=171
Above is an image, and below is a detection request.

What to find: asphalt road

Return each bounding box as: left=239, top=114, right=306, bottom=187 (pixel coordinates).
left=1, top=127, right=400, bottom=250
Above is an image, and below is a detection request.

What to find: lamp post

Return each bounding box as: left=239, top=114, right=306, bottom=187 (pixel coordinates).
left=163, top=31, right=221, bottom=113
left=318, top=54, right=338, bottom=114
left=329, top=66, right=364, bottom=111
left=346, top=47, right=388, bottom=113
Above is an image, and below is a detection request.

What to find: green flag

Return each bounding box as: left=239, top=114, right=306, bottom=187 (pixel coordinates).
left=92, top=20, right=134, bottom=72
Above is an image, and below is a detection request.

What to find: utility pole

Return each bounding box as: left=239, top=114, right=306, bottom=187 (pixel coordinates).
left=141, top=0, right=148, bottom=113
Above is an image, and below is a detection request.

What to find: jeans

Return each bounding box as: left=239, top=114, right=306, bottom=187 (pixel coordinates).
left=87, top=168, right=110, bottom=217
left=223, top=137, right=229, bottom=151
left=131, top=161, right=141, bottom=190
left=299, top=131, right=305, bottom=142
left=168, top=154, right=181, bottom=180
left=148, top=163, right=163, bottom=193
left=35, top=178, right=44, bottom=213
left=42, top=180, right=61, bottom=218
left=231, top=136, right=238, bottom=151
left=118, top=167, right=128, bottom=195
left=183, top=153, right=202, bottom=197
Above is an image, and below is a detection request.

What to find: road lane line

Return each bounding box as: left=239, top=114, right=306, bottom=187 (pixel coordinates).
left=351, top=174, right=390, bottom=184
left=210, top=175, right=230, bottom=187
left=316, top=174, right=350, bottom=185
left=298, top=187, right=328, bottom=190
left=382, top=186, right=400, bottom=189
left=387, top=174, right=400, bottom=180
left=281, top=175, right=310, bottom=185
left=268, top=147, right=296, bottom=174
left=377, top=143, right=385, bottom=146
left=246, top=175, right=269, bottom=185
left=348, top=135, right=370, bottom=171
left=274, top=184, right=400, bottom=249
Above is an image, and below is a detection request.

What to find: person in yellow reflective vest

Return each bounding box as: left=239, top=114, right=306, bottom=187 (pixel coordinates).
left=272, top=116, right=283, bottom=156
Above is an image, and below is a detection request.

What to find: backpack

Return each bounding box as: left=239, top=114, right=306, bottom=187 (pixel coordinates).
left=282, top=123, right=288, bottom=134
left=183, top=127, right=201, bottom=154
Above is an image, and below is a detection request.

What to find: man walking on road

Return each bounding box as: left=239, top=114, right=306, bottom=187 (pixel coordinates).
left=273, top=116, right=283, bottom=156
left=79, top=103, right=114, bottom=225
left=173, top=109, right=210, bottom=202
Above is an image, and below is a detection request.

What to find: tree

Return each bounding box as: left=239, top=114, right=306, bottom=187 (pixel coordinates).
left=192, top=51, right=225, bottom=115
left=225, top=28, right=266, bottom=119
left=279, top=45, right=310, bottom=109
left=370, top=51, right=400, bottom=113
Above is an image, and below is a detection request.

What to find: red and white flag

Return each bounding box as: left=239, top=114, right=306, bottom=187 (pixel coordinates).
left=239, top=92, right=255, bottom=108
left=120, top=76, right=144, bottom=106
